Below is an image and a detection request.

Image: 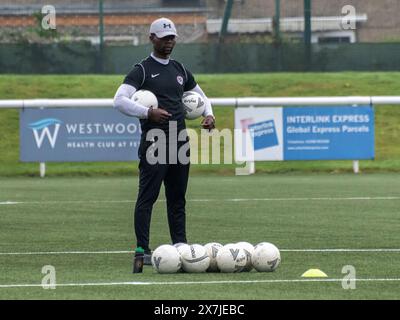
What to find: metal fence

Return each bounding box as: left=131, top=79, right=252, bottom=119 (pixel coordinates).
left=1, top=0, right=400, bottom=73
left=1, top=42, right=400, bottom=74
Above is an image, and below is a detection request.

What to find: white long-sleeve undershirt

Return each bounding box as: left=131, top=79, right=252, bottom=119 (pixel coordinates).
left=113, top=83, right=214, bottom=119
left=192, top=84, right=214, bottom=118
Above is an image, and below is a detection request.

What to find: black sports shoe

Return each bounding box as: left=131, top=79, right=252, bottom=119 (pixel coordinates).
left=144, top=249, right=152, bottom=266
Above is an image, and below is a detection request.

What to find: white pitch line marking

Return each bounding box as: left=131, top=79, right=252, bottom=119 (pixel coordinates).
left=0, top=200, right=134, bottom=205
left=280, top=248, right=400, bottom=252
left=0, top=250, right=135, bottom=255
left=1, top=196, right=399, bottom=206
left=226, top=196, right=400, bottom=202
left=1, top=278, right=400, bottom=289
left=1, top=248, right=400, bottom=256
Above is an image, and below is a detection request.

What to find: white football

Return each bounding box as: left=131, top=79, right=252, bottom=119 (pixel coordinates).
left=174, top=242, right=190, bottom=256
left=173, top=243, right=190, bottom=271
left=131, top=89, right=158, bottom=108
left=251, top=242, right=281, bottom=272
left=180, top=244, right=210, bottom=273
left=182, top=91, right=205, bottom=120
left=236, top=241, right=255, bottom=272
left=216, top=244, right=248, bottom=273
left=204, top=242, right=223, bottom=272
left=151, top=244, right=182, bottom=274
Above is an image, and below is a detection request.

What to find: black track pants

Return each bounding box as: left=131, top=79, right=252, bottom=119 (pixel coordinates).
left=134, top=140, right=190, bottom=251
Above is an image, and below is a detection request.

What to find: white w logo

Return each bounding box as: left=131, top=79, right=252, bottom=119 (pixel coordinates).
left=29, top=118, right=62, bottom=149
left=230, top=249, right=239, bottom=260
left=153, top=256, right=162, bottom=269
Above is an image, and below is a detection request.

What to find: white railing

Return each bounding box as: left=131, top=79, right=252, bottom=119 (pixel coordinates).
left=1, top=96, right=400, bottom=109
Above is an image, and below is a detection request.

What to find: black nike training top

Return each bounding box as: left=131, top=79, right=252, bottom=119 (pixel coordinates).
left=123, top=55, right=197, bottom=134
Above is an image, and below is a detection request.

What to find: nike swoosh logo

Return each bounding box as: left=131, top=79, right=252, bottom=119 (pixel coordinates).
left=151, top=73, right=160, bottom=78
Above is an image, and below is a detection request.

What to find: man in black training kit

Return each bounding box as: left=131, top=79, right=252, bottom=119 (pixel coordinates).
left=113, top=17, right=215, bottom=266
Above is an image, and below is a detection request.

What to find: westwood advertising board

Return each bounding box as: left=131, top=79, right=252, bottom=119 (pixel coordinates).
left=20, top=108, right=141, bottom=162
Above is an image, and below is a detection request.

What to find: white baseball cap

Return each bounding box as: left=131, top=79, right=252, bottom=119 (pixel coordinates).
left=149, top=17, right=178, bottom=38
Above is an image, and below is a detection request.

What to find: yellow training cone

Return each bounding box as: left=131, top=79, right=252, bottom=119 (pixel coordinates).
left=301, top=269, right=328, bottom=278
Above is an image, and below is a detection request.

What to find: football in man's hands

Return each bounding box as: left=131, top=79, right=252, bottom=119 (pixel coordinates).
left=131, top=89, right=158, bottom=109
left=182, top=91, right=205, bottom=120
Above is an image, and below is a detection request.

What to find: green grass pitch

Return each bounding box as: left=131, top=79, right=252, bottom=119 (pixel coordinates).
left=1, top=173, right=399, bottom=299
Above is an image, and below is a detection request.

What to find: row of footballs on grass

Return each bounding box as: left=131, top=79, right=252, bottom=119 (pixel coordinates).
left=151, top=241, right=281, bottom=274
